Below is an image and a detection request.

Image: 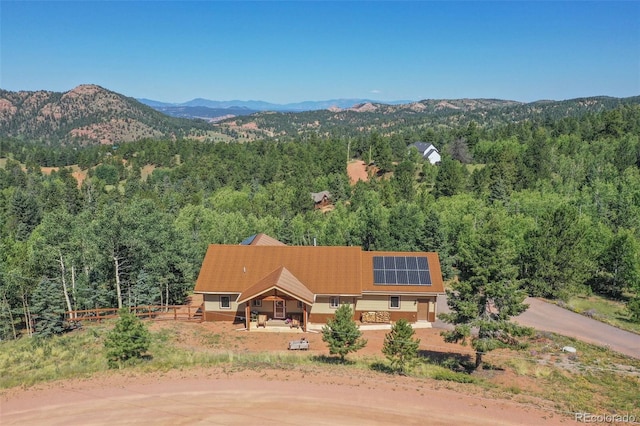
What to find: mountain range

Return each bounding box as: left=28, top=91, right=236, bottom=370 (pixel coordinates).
left=1, top=84, right=638, bottom=145
left=137, top=97, right=414, bottom=121
left=137, top=97, right=413, bottom=112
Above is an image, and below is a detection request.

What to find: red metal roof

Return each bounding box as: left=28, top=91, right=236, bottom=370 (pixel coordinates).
left=195, top=242, right=445, bottom=298
left=195, top=245, right=364, bottom=296
left=237, top=266, right=315, bottom=305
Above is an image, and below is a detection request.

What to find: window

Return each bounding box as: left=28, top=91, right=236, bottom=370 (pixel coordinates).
left=220, top=296, right=231, bottom=309
left=389, top=296, right=400, bottom=309
left=252, top=299, right=262, bottom=307
left=330, top=297, right=339, bottom=309
left=297, top=300, right=304, bottom=309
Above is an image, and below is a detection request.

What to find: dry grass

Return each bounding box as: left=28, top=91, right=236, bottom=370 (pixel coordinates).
left=1, top=322, right=638, bottom=419
left=562, top=294, right=640, bottom=335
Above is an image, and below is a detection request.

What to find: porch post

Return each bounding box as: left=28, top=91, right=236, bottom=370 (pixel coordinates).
left=245, top=302, right=250, bottom=330
left=303, top=303, right=308, bottom=332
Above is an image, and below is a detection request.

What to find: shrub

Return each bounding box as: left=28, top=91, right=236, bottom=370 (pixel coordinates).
left=628, top=297, right=640, bottom=323
left=321, top=304, right=367, bottom=362
left=104, top=309, right=150, bottom=369
left=382, top=319, right=420, bottom=374
left=432, top=369, right=477, bottom=383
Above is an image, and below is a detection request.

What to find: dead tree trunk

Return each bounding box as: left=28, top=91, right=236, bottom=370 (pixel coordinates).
left=71, top=264, right=77, bottom=311
left=165, top=281, right=169, bottom=311
left=59, top=252, right=74, bottom=319
left=21, top=289, right=32, bottom=337
left=114, top=256, right=123, bottom=309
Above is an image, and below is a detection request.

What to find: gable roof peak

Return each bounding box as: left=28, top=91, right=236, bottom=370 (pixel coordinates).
left=240, top=233, right=286, bottom=246
left=237, top=266, right=315, bottom=305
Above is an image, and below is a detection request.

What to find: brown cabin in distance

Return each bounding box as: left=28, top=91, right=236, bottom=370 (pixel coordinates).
left=310, top=191, right=332, bottom=209
left=194, top=234, right=445, bottom=332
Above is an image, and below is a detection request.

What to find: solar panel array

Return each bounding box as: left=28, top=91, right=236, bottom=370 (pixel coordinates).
left=373, top=256, right=431, bottom=285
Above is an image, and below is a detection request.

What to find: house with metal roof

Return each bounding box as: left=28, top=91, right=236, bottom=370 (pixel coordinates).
left=409, top=142, right=441, bottom=165
left=194, top=234, right=445, bottom=331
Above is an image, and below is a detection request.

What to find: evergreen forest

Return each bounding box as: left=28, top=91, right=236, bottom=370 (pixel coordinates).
left=1, top=104, right=640, bottom=340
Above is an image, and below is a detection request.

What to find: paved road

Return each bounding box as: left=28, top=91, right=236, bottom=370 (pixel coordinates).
left=436, top=295, right=640, bottom=359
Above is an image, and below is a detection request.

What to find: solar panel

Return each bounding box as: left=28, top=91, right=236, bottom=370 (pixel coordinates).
left=406, top=257, right=418, bottom=270
left=417, top=257, right=429, bottom=270
left=384, top=257, right=395, bottom=269
left=373, top=256, right=431, bottom=286
left=385, top=270, right=397, bottom=283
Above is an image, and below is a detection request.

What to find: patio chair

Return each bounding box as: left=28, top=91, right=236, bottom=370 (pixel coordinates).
left=257, top=314, right=267, bottom=328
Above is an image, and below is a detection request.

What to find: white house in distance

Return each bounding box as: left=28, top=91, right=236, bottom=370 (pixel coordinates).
left=409, top=142, right=441, bottom=165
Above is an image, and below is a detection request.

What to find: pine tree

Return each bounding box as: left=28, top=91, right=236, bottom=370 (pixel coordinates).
left=104, top=309, right=151, bottom=368
left=382, top=319, right=420, bottom=374
left=321, top=304, right=367, bottom=362
left=441, top=212, right=531, bottom=369
left=31, top=279, right=66, bottom=338
left=521, top=204, right=591, bottom=300
left=433, top=156, right=466, bottom=198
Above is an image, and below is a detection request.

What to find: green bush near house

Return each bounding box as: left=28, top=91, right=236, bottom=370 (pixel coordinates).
left=104, top=309, right=151, bottom=369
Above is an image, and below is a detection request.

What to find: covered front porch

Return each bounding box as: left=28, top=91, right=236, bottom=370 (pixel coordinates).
left=237, top=266, right=314, bottom=332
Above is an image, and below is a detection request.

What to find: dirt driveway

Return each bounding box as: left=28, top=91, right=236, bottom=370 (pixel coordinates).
left=437, top=296, right=640, bottom=359
left=1, top=320, right=577, bottom=426
left=2, top=367, right=569, bottom=426
left=4, top=297, right=635, bottom=425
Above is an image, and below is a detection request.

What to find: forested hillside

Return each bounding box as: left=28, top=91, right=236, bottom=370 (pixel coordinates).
left=0, top=85, right=213, bottom=144
left=1, top=103, right=639, bottom=339
left=3, top=84, right=638, bottom=147
left=218, top=96, right=640, bottom=141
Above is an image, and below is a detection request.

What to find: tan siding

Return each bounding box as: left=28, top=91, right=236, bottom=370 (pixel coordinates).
left=312, top=296, right=354, bottom=314
left=356, top=295, right=388, bottom=311
left=286, top=299, right=304, bottom=314
left=204, top=294, right=241, bottom=312
left=357, top=295, right=418, bottom=312
left=399, top=297, right=418, bottom=312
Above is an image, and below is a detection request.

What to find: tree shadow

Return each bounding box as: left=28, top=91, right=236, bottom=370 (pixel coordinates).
left=418, top=349, right=475, bottom=373
left=370, top=361, right=395, bottom=374
left=310, top=355, right=355, bottom=366
left=478, top=362, right=504, bottom=371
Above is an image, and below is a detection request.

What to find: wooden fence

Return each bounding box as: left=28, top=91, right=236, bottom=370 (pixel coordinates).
left=66, top=304, right=204, bottom=323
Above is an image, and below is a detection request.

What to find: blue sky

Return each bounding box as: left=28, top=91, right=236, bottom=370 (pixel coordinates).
left=1, top=1, right=638, bottom=103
